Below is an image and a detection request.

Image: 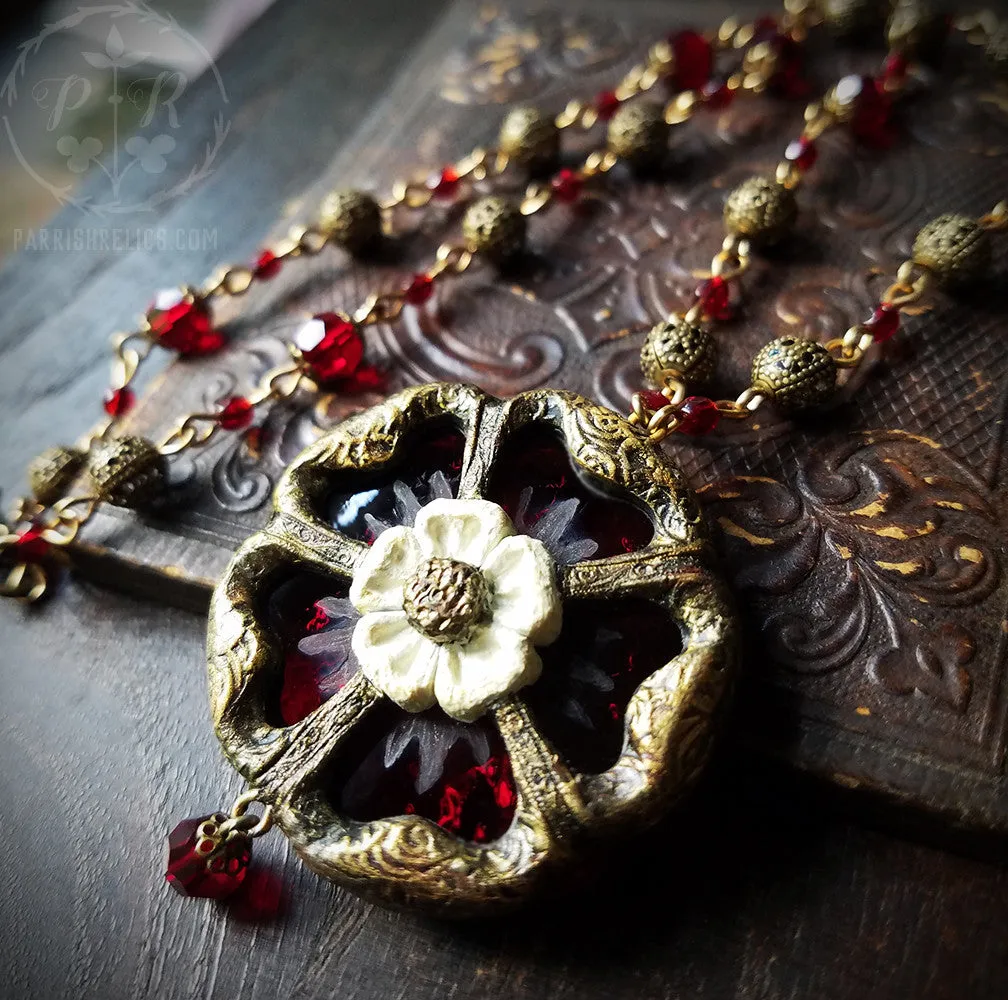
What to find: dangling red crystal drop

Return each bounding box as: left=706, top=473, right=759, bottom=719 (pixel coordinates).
left=165, top=814, right=250, bottom=899
left=669, top=30, right=712, bottom=91
left=294, top=313, right=364, bottom=385
left=640, top=389, right=668, bottom=412
left=785, top=136, right=818, bottom=172
left=403, top=273, right=435, bottom=306
left=147, top=289, right=224, bottom=356
left=253, top=250, right=282, bottom=280
left=695, top=275, right=732, bottom=320
left=676, top=396, right=721, bottom=435
left=836, top=74, right=894, bottom=148
left=430, top=166, right=460, bottom=199
left=550, top=168, right=584, bottom=203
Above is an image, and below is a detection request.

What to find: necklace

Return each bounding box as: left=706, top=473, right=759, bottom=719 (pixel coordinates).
left=2, top=2, right=1006, bottom=913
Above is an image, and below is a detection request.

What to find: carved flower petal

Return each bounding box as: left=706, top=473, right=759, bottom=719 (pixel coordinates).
left=482, top=534, right=562, bottom=645
left=351, top=611, right=438, bottom=713
left=434, top=625, right=541, bottom=722
left=413, top=498, right=514, bottom=566
left=349, top=526, right=423, bottom=613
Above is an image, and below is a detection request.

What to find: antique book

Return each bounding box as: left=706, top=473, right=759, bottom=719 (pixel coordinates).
left=71, top=0, right=1008, bottom=838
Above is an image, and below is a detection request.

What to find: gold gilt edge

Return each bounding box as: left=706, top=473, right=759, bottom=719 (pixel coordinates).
left=206, top=385, right=737, bottom=907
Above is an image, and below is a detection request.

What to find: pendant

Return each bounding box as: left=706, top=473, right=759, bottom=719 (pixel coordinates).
left=206, top=384, right=736, bottom=910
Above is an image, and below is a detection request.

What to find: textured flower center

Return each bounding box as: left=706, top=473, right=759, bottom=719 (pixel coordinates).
left=402, top=557, right=491, bottom=646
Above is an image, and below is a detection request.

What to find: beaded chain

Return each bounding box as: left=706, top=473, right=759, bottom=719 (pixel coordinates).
left=1, top=0, right=1006, bottom=603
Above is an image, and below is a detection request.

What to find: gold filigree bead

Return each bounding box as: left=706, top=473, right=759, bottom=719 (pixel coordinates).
left=640, top=317, right=717, bottom=387
left=912, top=214, right=991, bottom=285
left=462, top=196, right=526, bottom=261
left=986, top=24, right=1008, bottom=77
left=606, top=100, right=669, bottom=170
left=27, top=445, right=86, bottom=506
left=751, top=337, right=837, bottom=412
left=498, top=106, right=560, bottom=174
left=402, top=556, right=491, bottom=646
left=87, top=436, right=167, bottom=508
left=886, top=0, right=948, bottom=63
left=723, top=176, right=797, bottom=246
left=319, top=189, right=382, bottom=253
left=821, top=0, right=887, bottom=38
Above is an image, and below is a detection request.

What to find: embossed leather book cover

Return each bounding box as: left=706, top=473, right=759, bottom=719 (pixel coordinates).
left=73, top=1, right=1008, bottom=836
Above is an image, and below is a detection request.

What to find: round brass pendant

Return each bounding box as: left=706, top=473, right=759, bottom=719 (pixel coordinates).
left=207, top=384, right=737, bottom=911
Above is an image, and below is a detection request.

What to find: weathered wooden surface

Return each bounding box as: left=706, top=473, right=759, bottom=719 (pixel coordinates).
left=1, top=1, right=1008, bottom=998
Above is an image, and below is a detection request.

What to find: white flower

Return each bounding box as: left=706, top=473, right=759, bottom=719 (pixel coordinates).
left=350, top=498, right=562, bottom=722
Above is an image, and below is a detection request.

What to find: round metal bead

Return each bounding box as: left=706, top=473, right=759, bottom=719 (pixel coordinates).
left=723, top=176, right=797, bottom=245
left=986, top=24, right=1008, bottom=77
left=751, top=337, right=837, bottom=412
left=606, top=100, right=669, bottom=170
left=462, top=196, right=526, bottom=261
left=27, top=445, right=86, bottom=506
left=319, top=189, right=382, bottom=253
left=640, top=317, right=717, bottom=387
left=87, top=436, right=167, bottom=509
left=886, top=1, right=948, bottom=64
left=498, top=106, right=559, bottom=174
left=912, top=214, right=991, bottom=285
left=821, top=0, right=887, bottom=39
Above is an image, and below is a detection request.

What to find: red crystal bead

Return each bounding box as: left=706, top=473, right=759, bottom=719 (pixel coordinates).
left=594, top=89, right=620, bottom=120
left=669, top=30, right=712, bottom=90
left=253, top=250, right=282, bottom=280
left=676, top=396, right=721, bottom=435
left=695, top=275, right=732, bottom=320
left=640, top=389, right=669, bottom=412
left=165, top=814, right=249, bottom=899
left=550, top=168, right=584, bottom=203
left=769, top=36, right=809, bottom=99
left=836, top=74, right=894, bottom=148
left=864, top=303, right=901, bottom=342
left=430, top=166, right=460, bottom=199
left=785, top=136, right=818, bottom=172
left=14, top=525, right=50, bottom=562
left=701, top=78, right=734, bottom=109
left=147, top=289, right=224, bottom=356
left=103, top=386, right=134, bottom=417
left=882, top=52, right=909, bottom=85
left=403, top=273, right=435, bottom=306
left=294, top=313, right=364, bottom=385
left=219, top=396, right=254, bottom=430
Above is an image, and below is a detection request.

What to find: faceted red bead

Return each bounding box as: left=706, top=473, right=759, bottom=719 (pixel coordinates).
left=701, top=78, right=734, bottom=110
left=103, top=386, right=134, bottom=417
left=695, top=275, right=732, bottom=320
left=836, top=74, right=894, bottom=148
left=676, top=396, right=721, bottom=435
left=403, top=273, right=435, bottom=306
left=669, top=30, right=712, bottom=91
left=165, top=815, right=249, bottom=899
left=430, top=166, right=460, bottom=199
left=147, top=289, right=224, bottom=356
left=14, top=525, right=50, bottom=562
left=253, top=250, right=282, bottom=280
left=594, top=89, right=620, bottom=120
left=769, top=36, right=809, bottom=99
left=864, top=303, right=901, bottom=342
left=219, top=396, right=254, bottom=430
left=294, top=313, right=364, bottom=385
left=640, top=389, right=669, bottom=412
left=882, top=52, right=909, bottom=85
left=785, top=136, right=818, bottom=172
left=550, top=168, right=584, bottom=203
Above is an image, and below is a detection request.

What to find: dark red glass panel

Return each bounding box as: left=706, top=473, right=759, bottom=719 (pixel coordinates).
left=485, top=425, right=653, bottom=561
left=325, top=705, right=517, bottom=843
left=325, top=420, right=466, bottom=543
left=266, top=572, right=359, bottom=726
left=525, top=598, right=680, bottom=774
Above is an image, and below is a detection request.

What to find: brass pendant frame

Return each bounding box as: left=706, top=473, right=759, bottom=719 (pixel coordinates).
left=207, top=384, right=737, bottom=911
